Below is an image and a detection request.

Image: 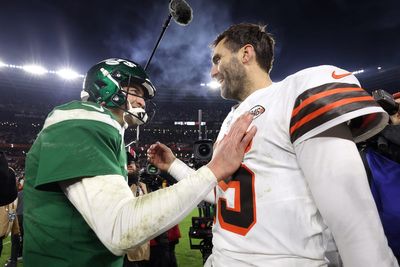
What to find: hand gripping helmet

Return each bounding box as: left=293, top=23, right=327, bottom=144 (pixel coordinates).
left=81, top=58, right=156, bottom=125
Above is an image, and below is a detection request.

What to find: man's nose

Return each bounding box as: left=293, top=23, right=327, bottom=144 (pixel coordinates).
left=210, top=65, right=219, bottom=79
left=135, top=97, right=145, bottom=108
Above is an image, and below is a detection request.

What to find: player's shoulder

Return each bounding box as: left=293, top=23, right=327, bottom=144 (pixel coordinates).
left=280, top=65, right=361, bottom=100
left=54, top=100, right=108, bottom=113
left=293, top=65, right=358, bottom=85
left=291, top=65, right=346, bottom=77
left=293, top=65, right=337, bottom=75
left=55, top=100, right=80, bottom=109
left=287, top=66, right=386, bottom=145
left=44, top=101, right=121, bottom=132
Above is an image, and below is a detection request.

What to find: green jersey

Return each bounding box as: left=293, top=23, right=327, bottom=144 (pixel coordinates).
left=24, top=101, right=127, bottom=267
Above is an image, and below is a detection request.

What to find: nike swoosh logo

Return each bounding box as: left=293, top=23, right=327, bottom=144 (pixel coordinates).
left=332, top=71, right=352, bottom=79
left=81, top=103, right=105, bottom=112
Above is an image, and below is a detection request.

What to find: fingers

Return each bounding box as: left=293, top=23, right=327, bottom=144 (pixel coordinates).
left=147, top=142, right=163, bottom=160
left=147, top=142, right=163, bottom=153
left=227, top=112, right=254, bottom=141
left=241, top=125, right=257, bottom=148
left=146, top=142, right=174, bottom=163
left=213, top=140, right=220, bottom=150
left=147, top=145, right=156, bottom=156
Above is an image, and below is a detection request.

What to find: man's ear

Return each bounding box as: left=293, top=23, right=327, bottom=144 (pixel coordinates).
left=241, top=44, right=255, bottom=64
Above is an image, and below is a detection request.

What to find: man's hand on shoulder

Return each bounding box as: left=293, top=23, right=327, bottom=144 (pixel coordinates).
left=207, top=112, right=256, bottom=181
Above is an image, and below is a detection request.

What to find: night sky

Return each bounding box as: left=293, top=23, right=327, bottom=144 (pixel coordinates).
left=1, top=0, right=399, bottom=91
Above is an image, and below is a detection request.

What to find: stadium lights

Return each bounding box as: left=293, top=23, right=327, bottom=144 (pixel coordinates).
left=207, top=81, right=220, bottom=89
left=0, top=59, right=85, bottom=79
left=207, top=81, right=221, bottom=89
left=200, top=81, right=220, bottom=89
left=22, top=64, right=48, bottom=75
left=56, top=68, right=83, bottom=80
left=352, top=69, right=365, bottom=75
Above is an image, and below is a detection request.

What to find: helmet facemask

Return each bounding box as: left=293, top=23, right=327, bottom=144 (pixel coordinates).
left=81, top=58, right=157, bottom=125
left=122, top=88, right=156, bottom=126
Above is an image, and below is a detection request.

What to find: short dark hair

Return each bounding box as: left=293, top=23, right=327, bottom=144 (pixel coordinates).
left=212, top=23, right=275, bottom=73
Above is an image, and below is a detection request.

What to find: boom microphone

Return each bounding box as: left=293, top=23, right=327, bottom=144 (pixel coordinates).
left=145, top=0, right=193, bottom=70
left=169, top=0, right=193, bottom=26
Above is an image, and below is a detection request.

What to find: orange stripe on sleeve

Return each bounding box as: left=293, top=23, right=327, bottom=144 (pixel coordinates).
left=290, top=95, right=374, bottom=135
left=292, top=87, right=364, bottom=118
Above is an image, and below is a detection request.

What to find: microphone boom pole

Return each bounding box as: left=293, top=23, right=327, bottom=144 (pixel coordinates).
left=144, top=14, right=172, bottom=71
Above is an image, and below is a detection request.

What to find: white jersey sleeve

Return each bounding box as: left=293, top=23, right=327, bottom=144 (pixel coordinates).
left=289, top=65, right=388, bottom=145
left=60, top=166, right=217, bottom=256
left=295, top=129, right=398, bottom=267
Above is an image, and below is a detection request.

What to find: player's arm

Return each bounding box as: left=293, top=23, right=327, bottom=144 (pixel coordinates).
left=60, top=112, right=255, bottom=256
left=60, top=167, right=216, bottom=256
left=147, top=142, right=215, bottom=203
left=169, top=158, right=215, bottom=203
left=295, top=123, right=398, bottom=267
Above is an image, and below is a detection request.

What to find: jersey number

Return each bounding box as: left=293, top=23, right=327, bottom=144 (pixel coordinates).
left=217, top=164, right=256, bottom=235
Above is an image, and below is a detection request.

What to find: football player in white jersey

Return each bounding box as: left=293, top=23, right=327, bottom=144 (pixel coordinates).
left=147, top=23, right=399, bottom=267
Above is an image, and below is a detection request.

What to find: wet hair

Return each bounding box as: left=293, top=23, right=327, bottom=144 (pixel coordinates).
left=212, top=23, right=275, bottom=73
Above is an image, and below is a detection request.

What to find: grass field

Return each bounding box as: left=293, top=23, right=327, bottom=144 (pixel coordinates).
left=175, top=209, right=205, bottom=267
left=0, top=236, right=23, bottom=267
left=0, top=209, right=205, bottom=267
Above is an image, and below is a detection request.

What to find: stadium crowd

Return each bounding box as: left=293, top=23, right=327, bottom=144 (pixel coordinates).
left=0, top=86, right=230, bottom=179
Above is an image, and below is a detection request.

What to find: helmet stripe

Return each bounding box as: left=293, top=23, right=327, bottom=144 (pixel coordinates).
left=100, top=67, right=120, bottom=87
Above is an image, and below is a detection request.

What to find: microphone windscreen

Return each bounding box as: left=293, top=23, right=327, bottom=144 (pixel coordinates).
left=169, top=0, right=193, bottom=26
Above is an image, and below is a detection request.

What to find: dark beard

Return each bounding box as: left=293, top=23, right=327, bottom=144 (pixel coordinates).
left=221, top=57, right=248, bottom=101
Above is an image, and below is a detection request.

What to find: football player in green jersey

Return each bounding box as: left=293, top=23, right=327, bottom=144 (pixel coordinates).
left=23, top=58, right=256, bottom=267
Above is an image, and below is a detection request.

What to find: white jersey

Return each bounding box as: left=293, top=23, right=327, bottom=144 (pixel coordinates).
left=208, top=65, right=387, bottom=267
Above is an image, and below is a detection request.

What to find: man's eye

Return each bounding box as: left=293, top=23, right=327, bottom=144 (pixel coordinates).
left=130, top=89, right=139, bottom=95
left=212, top=56, right=220, bottom=65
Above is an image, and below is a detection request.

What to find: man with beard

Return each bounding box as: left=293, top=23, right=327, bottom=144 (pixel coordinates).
left=23, top=58, right=256, bottom=267
left=147, top=23, right=398, bottom=266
